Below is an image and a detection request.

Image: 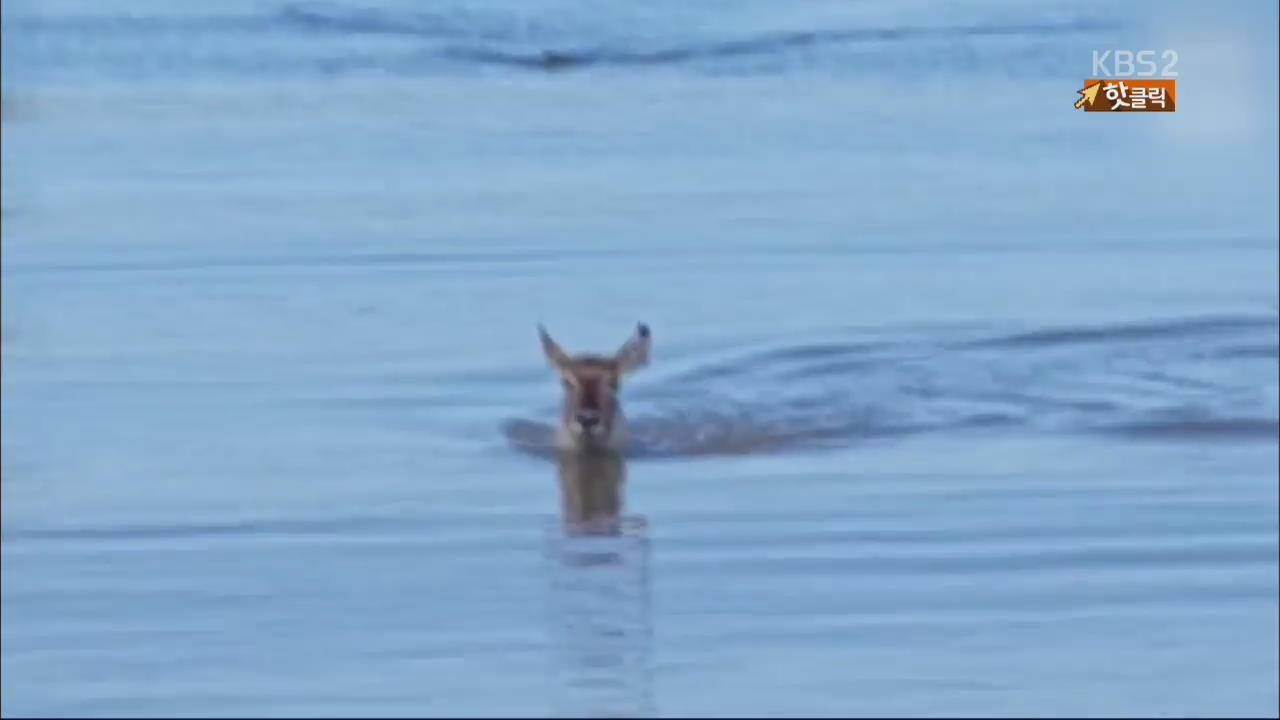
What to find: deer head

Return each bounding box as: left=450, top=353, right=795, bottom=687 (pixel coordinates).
left=539, top=322, right=650, bottom=449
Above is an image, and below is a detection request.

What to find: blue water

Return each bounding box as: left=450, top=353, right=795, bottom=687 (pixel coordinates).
left=2, top=1, right=1277, bottom=717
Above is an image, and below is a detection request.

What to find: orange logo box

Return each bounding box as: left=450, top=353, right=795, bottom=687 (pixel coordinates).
left=1077, top=79, right=1176, bottom=112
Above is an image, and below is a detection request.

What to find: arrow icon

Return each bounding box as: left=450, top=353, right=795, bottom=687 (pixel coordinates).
left=1075, top=81, right=1101, bottom=109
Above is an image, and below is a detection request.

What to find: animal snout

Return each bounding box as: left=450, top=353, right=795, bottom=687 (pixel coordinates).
left=576, top=412, right=601, bottom=429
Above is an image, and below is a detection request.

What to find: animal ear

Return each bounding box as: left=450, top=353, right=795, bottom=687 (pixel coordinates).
left=538, top=324, right=572, bottom=371
left=614, top=322, right=651, bottom=374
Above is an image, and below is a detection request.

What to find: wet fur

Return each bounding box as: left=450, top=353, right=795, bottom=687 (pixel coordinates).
left=539, top=323, right=650, bottom=451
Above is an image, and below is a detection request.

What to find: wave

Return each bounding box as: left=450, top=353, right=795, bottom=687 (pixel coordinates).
left=504, top=314, right=1279, bottom=458
left=1096, top=417, right=1279, bottom=441
left=278, top=3, right=517, bottom=42
left=5, top=2, right=1120, bottom=79
left=437, top=19, right=1113, bottom=71
left=959, top=314, right=1276, bottom=350
left=1, top=514, right=412, bottom=543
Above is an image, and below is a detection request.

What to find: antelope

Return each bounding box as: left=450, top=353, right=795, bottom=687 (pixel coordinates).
left=555, top=449, right=627, bottom=533
left=538, top=322, right=651, bottom=451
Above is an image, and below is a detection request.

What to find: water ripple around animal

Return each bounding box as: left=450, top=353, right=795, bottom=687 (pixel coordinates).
left=504, top=314, right=1278, bottom=458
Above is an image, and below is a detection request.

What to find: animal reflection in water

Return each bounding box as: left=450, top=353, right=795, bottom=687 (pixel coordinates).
left=544, top=449, right=655, bottom=719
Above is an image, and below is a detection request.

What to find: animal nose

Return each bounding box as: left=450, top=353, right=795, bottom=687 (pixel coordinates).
left=576, top=412, right=600, bottom=429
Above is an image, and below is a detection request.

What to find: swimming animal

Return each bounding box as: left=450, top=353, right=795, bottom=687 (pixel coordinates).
left=538, top=322, right=651, bottom=451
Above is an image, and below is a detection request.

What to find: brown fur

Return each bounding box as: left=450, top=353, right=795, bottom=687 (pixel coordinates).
left=539, top=323, right=651, bottom=450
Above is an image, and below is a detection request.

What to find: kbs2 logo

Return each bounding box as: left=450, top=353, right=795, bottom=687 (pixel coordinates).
left=1075, top=50, right=1178, bottom=113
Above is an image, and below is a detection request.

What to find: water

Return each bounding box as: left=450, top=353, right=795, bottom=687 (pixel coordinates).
left=2, top=1, right=1277, bottom=716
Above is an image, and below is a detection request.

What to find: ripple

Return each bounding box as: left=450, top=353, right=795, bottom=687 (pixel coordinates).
left=504, top=314, right=1278, bottom=458
left=958, top=314, right=1275, bottom=350
left=438, top=19, right=1112, bottom=71
left=1, top=511, right=531, bottom=549
left=1096, top=417, right=1279, bottom=441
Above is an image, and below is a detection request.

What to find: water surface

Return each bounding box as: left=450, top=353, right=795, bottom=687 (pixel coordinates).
left=2, top=1, right=1277, bottom=717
